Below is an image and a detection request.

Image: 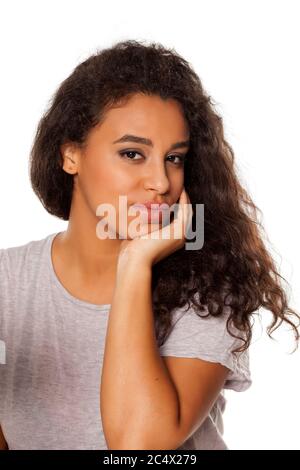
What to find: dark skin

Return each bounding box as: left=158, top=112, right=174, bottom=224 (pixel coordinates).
left=0, top=93, right=191, bottom=449
left=0, top=93, right=230, bottom=450
left=51, top=92, right=190, bottom=305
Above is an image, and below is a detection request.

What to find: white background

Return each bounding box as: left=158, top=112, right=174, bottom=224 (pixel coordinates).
left=0, top=0, right=299, bottom=449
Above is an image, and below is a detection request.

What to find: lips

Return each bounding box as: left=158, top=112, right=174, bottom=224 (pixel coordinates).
left=131, top=202, right=170, bottom=211
left=130, top=202, right=170, bottom=223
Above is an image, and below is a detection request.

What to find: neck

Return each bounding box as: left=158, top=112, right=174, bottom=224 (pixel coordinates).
left=57, top=192, right=123, bottom=283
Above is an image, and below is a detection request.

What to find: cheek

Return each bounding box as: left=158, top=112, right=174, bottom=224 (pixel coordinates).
left=78, top=154, right=134, bottom=210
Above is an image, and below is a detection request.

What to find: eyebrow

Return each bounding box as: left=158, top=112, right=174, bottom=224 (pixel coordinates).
left=113, top=134, right=190, bottom=150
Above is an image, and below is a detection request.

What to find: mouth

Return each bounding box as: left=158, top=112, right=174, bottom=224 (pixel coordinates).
left=130, top=202, right=170, bottom=211
left=129, top=203, right=172, bottom=224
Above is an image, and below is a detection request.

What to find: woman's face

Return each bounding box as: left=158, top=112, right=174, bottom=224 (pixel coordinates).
left=62, top=92, right=190, bottom=238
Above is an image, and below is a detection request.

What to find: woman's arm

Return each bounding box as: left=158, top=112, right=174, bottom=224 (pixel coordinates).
left=100, top=259, right=181, bottom=449
left=100, top=191, right=229, bottom=449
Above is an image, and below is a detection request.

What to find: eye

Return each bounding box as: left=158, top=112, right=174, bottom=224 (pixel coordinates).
left=118, top=150, right=144, bottom=161
left=118, top=150, right=186, bottom=166
left=166, top=155, right=186, bottom=165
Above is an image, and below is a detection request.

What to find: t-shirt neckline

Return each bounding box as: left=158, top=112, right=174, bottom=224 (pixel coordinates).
left=46, top=231, right=111, bottom=311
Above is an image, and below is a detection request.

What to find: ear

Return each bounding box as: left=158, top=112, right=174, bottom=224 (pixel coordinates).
left=60, top=142, right=79, bottom=175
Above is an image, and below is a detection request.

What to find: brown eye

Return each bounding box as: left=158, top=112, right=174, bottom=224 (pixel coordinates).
left=118, top=150, right=144, bottom=161
left=118, top=150, right=185, bottom=165
left=166, top=155, right=186, bottom=165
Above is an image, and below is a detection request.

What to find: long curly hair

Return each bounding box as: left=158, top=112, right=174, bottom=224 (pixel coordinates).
left=29, top=39, right=300, bottom=356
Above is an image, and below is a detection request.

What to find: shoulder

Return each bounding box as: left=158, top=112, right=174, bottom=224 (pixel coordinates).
left=161, top=300, right=242, bottom=349
left=0, top=233, right=56, bottom=330
left=0, top=233, right=53, bottom=276
left=159, top=300, right=252, bottom=392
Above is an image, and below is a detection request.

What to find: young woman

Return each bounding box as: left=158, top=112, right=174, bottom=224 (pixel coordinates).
left=0, top=39, right=299, bottom=450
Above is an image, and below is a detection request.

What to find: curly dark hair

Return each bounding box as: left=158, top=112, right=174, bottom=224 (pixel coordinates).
left=29, top=39, right=300, bottom=356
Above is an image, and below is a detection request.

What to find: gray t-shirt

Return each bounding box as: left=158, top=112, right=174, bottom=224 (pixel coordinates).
left=0, top=232, right=251, bottom=450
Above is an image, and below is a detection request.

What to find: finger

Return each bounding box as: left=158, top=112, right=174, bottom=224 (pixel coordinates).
left=180, top=189, right=193, bottom=237
left=180, top=188, right=188, bottom=226
left=171, top=188, right=187, bottom=239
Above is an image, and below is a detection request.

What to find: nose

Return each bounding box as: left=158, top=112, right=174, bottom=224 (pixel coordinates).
left=143, top=160, right=170, bottom=195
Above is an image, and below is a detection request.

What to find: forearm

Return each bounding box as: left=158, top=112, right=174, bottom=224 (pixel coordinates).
left=100, top=260, right=180, bottom=449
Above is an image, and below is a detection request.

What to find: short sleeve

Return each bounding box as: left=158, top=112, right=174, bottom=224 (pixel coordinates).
left=158, top=303, right=252, bottom=392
